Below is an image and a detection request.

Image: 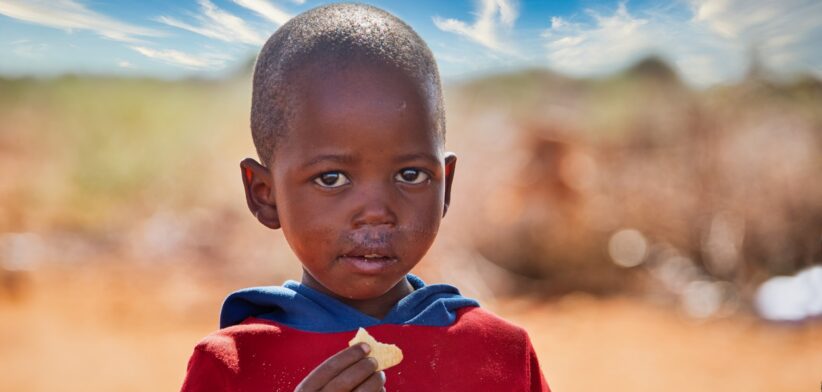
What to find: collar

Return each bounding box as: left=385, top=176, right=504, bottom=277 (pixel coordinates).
left=219, top=274, right=479, bottom=332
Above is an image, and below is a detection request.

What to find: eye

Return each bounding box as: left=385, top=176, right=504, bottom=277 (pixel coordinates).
left=313, top=171, right=350, bottom=188
left=395, top=168, right=430, bottom=184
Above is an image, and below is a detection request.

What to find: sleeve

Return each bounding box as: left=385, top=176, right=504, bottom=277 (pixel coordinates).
left=180, top=342, right=235, bottom=392
left=524, top=332, right=551, bottom=392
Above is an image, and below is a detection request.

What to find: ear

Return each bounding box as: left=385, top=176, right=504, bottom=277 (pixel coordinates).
left=443, top=152, right=457, bottom=218
left=240, top=158, right=281, bottom=229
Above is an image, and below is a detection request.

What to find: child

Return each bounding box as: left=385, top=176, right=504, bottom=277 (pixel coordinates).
left=181, top=3, right=550, bottom=391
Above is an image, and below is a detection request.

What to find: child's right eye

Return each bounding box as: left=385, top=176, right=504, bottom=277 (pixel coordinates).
left=313, top=171, right=350, bottom=188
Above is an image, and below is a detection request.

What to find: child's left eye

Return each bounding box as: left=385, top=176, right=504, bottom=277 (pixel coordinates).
left=395, top=168, right=429, bottom=184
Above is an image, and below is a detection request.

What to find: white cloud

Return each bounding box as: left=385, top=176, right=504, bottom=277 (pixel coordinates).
left=10, top=39, right=48, bottom=58
left=0, top=0, right=162, bottom=43
left=692, top=0, right=779, bottom=39
left=117, top=60, right=133, bottom=68
left=157, top=0, right=267, bottom=45
left=433, top=0, right=519, bottom=53
left=131, top=46, right=231, bottom=69
left=689, top=0, right=822, bottom=77
left=541, top=0, right=822, bottom=86
left=232, top=0, right=292, bottom=26
left=543, top=3, right=666, bottom=77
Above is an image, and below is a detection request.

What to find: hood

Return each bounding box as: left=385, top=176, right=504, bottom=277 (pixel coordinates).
left=219, top=274, right=479, bottom=332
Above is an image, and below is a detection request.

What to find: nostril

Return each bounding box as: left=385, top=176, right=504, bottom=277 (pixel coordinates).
left=353, top=219, right=396, bottom=229
left=352, top=206, right=397, bottom=228
left=351, top=184, right=398, bottom=227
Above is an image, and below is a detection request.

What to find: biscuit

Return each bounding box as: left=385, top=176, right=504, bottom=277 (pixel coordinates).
left=348, top=327, right=403, bottom=371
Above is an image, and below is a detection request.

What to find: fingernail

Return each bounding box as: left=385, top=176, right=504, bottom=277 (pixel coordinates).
left=379, top=371, right=386, bottom=382
left=360, top=343, right=371, bottom=354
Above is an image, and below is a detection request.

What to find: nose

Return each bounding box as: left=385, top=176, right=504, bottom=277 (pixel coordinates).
left=351, top=182, right=398, bottom=228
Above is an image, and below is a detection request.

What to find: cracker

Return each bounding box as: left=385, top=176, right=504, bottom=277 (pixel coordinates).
left=348, top=327, right=403, bottom=371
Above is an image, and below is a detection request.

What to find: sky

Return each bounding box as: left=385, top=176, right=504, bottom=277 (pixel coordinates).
left=1, top=0, right=820, bottom=86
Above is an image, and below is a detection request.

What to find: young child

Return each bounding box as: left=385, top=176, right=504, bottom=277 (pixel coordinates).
left=181, top=3, right=550, bottom=391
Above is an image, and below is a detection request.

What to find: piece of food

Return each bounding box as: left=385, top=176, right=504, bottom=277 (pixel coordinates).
left=347, top=327, right=403, bottom=371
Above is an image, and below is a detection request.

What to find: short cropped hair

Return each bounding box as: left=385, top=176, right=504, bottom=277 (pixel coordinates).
left=250, top=2, right=445, bottom=166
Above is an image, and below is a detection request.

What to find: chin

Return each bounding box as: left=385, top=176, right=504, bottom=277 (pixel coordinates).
left=337, top=282, right=392, bottom=300
left=305, top=266, right=411, bottom=301
left=339, top=275, right=406, bottom=299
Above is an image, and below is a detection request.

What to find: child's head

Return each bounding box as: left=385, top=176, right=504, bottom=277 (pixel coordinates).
left=240, top=3, right=456, bottom=303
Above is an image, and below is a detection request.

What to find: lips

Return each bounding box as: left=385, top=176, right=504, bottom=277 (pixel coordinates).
left=338, top=244, right=398, bottom=274
left=340, top=242, right=397, bottom=259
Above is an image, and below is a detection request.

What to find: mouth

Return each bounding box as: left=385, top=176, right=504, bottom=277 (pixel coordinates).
left=338, top=252, right=398, bottom=275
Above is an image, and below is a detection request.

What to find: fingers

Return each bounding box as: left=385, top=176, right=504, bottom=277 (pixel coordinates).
left=352, top=370, right=386, bottom=392
left=295, top=343, right=371, bottom=392
left=321, top=357, right=380, bottom=391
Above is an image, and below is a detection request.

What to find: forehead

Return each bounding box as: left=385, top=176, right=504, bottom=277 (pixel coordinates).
left=278, top=60, right=440, bottom=156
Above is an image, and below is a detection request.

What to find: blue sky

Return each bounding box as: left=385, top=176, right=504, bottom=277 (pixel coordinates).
left=1, top=0, right=820, bottom=86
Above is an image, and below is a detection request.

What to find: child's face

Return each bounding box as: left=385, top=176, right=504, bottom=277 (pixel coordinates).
left=246, top=60, right=455, bottom=301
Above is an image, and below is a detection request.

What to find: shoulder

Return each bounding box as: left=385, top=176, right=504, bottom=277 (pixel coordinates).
left=440, top=306, right=532, bottom=353
left=454, top=306, right=528, bottom=337
left=189, top=318, right=285, bottom=370
left=181, top=318, right=289, bottom=391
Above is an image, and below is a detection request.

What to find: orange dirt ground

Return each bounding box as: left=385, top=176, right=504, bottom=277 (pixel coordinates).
left=0, top=264, right=820, bottom=392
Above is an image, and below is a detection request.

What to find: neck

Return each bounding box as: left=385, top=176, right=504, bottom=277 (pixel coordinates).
left=300, top=271, right=414, bottom=320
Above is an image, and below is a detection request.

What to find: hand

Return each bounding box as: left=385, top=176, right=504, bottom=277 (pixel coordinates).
left=295, top=343, right=386, bottom=392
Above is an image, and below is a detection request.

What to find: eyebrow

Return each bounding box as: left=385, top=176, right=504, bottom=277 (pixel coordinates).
left=301, top=154, right=358, bottom=169
left=394, top=152, right=440, bottom=166
left=300, top=152, right=440, bottom=169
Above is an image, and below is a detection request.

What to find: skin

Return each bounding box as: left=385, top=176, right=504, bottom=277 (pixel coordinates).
left=294, top=343, right=384, bottom=392
left=240, top=60, right=456, bottom=391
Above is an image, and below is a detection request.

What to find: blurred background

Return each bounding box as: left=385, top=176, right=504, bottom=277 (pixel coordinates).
left=1, top=1, right=821, bottom=391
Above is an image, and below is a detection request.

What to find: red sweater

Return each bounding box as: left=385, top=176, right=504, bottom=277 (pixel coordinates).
left=181, top=307, right=550, bottom=391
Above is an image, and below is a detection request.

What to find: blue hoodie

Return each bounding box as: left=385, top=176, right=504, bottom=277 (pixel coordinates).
left=219, top=273, right=480, bottom=332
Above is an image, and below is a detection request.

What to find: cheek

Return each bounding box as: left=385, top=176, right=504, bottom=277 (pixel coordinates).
left=282, top=223, right=339, bottom=272
left=402, top=206, right=441, bottom=252
left=396, top=184, right=445, bottom=247
left=406, top=221, right=439, bottom=245
left=278, top=194, right=341, bottom=259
